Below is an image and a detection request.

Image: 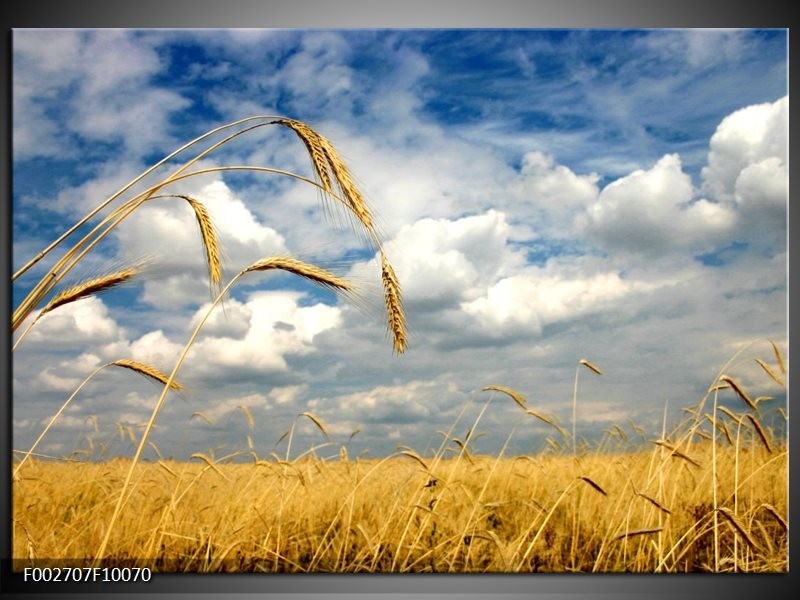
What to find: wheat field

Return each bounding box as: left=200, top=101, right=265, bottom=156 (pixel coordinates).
left=12, top=419, right=787, bottom=572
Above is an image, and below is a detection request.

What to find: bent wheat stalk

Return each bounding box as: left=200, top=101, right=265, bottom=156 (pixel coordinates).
left=94, top=256, right=353, bottom=563
left=13, top=359, right=182, bottom=479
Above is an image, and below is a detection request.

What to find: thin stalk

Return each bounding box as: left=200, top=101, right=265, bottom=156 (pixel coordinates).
left=13, top=365, right=108, bottom=479
left=94, top=257, right=350, bottom=563
left=13, top=360, right=181, bottom=479
left=93, top=269, right=246, bottom=563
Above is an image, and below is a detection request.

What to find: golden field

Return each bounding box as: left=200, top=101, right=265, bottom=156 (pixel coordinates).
left=12, top=435, right=787, bottom=573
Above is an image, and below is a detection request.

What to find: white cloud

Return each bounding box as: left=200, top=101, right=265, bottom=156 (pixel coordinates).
left=377, top=210, right=519, bottom=310
left=582, top=153, right=736, bottom=257
left=311, top=380, right=467, bottom=426
left=205, top=393, right=270, bottom=424
left=509, top=150, right=601, bottom=234
left=14, top=30, right=190, bottom=160
left=461, top=269, right=653, bottom=339
left=127, top=330, right=185, bottom=368
left=36, top=368, right=82, bottom=392
left=184, top=291, right=343, bottom=377
left=701, top=96, right=788, bottom=203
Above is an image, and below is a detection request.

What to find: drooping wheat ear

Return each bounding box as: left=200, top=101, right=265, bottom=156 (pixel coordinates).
left=579, top=359, right=603, bottom=375
left=577, top=475, right=608, bottom=496
left=274, top=119, right=376, bottom=238
left=40, top=267, right=139, bottom=315
left=300, top=412, right=330, bottom=440
left=718, top=375, right=757, bottom=410
left=635, top=491, right=672, bottom=515
left=110, top=359, right=184, bottom=391
left=716, top=508, right=761, bottom=553
left=612, top=528, right=663, bottom=543
left=238, top=404, right=256, bottom=430
left=381, top=252, right=407, bottom=354
left=482, top=385, right=527, bottom=410
left=245, top=256, right=353, bottom=292
left=755, top=358, right=785, bottom=387
left=770, top=340, right=786, bottom=376
left=13, top=265, right=142, bottom=352
left=745, top=414, right=773, bottom=453
left=174, top=195, right=222, bottom=294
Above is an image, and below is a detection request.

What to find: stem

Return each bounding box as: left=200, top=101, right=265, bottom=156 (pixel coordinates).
left=13, top=364, right=108, bottom=479
left=572, top=365, right=580, bottom=458
left=93, top=269, right=246, bottom=564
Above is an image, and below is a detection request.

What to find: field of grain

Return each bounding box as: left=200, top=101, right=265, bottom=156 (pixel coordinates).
left=12, top=421, right=788, bottom=573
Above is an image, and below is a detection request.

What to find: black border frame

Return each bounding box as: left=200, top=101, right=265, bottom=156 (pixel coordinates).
left=2, top=2, right=794, bottom=598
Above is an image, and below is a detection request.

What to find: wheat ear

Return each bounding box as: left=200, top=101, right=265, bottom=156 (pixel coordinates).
left=380, top=252, right=407, bottom=354
left=13, top=267, right=140, bottom=352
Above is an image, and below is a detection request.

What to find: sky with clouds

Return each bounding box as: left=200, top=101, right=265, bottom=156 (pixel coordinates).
left=12, top=29, right=788, bottom=461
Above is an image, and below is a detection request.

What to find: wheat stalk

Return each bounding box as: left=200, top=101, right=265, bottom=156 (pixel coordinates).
left=95, top=255, right=353, bottom=563
left=13, top=359, right=182, bottom=478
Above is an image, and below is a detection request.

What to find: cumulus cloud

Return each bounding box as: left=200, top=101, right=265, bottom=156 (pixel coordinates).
left=701, top=96, right=788, bottom=203
left=581, top=153, right=736, bottom=257
left=461, top=269, right=654, bottom=342
left=184, top=291, right=344, bottom=378
left=376, top=210, right=520, bottom=311
left=509, top=150, right=601, bottom=234
left=309, top=380, right=468, bottom=427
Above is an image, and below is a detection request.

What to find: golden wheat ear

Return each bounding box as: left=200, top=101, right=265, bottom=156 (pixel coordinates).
left=380, top=252, right=407, bottom=354
left=273, top=118, right=376, bottom=239
left=176, top=195, right=223, bottom=294
left=41, top=267, right=140, bottom=315
left=245, top=256, right=353, bottom=292
left=110, top=359, right=184, bottom=391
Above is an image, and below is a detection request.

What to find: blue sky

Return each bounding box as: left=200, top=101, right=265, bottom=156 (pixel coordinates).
left=12, top=29, right=788, bottom=461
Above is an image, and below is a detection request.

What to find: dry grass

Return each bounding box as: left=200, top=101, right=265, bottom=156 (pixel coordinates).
left=11, top=341, right=787, bottom=573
